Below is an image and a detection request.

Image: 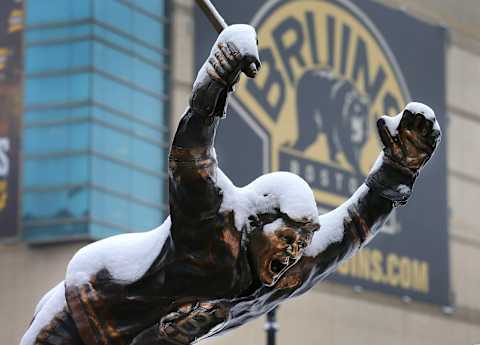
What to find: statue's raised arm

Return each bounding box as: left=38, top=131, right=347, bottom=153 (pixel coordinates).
left=169, top=24, right=260, bottom=241
left=280, top=103, right=441, bottom=295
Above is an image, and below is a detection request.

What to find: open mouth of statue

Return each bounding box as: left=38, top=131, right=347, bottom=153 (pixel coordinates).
left=269, top=256, right=290, bottom=275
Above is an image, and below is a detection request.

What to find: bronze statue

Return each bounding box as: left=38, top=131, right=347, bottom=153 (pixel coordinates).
left=21, top=24, right=441, bottom=345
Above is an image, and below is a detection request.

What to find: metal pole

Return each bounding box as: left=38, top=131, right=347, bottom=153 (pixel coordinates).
left=194, top=0, right=228, bottom=33
left=265, top=307, right=278, bottom=345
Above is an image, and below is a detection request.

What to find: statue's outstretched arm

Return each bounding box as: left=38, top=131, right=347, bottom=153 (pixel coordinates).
left=168, top=25, right=260, bottom=229
left=290, top=104, right=441, bottom=292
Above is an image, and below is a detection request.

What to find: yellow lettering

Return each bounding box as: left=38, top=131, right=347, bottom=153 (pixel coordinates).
left=412, top=260, right=429, bottom=293
left=370, top=249, right=383, bottom=283
left=400, top=257, right=411, bottom=289
left=386, top=254, right=400, bottom=287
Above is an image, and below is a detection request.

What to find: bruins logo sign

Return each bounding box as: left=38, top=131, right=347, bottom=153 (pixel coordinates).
left=232, top=0, right=410, bottom=208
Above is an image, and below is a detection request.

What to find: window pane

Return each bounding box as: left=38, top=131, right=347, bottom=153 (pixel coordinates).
left=26, top=41, right=91, bottom=73
left=25, top=106, right=90, bottom=125
left=91, top=122, right=164, bottom=172
left=91, top=105, right=164, bottom=143
left=92, top=74, right=164, bottom=125
left=93, top=25, right=164, bottom=64
left=93, top=42, right=164, bottom=93
left=91, top=156, right=163, bottom=204
left=133, top=57, right=164, bottom=94
left=26, top=0, right=91, bottom=25
left=130, top=202, right=162, bottom=231
left=132, top=12, right=164, bottom=48
left=132, top=170, right=163, bottom=204
left=26, top=24, right=92, bottom=44
left=90, top=223, right=123, bottom=239
left=133, top=0, right=164, bottom=16
left=24, top=122, right=90, bottom=154
left=25, top=73, right=90, bottom=105
left=91, top=156, right=129, bottom=194
left=24, top=155, right=89, bottom=187
left=94, top=0, right=132, bottom=33
left=24, top=223, right=89, bottom=243
left=90, top=189, right=130, bottom=226
left=22, top=187, right=89, bottom=220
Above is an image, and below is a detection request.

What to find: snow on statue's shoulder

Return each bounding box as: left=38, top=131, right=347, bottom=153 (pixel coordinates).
left=217, top=169, right=319, bottom=231
left=304, top=184, right=370, bottom=257
left=66, top=217, right=171, bottom=285
left=20, top=282, right=66, bottom=345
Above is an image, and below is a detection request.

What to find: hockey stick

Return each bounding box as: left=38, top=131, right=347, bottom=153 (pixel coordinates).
left=194, top=0, right=228, bottom=33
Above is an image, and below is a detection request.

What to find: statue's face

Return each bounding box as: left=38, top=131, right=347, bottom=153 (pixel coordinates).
left=248, top=220, right=317, bottom=287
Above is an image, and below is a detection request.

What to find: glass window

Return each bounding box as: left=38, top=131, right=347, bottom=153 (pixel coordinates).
left=133, top=57, right=164, bottom=94
left=132, top=0, right=164, bottom=16
left=93, top=42, right=134, bottom=82
left=25, top=106, right=91, bottom=125
left=93, top=42, right=164, bottom=94
left=26, top=0, right=91, bottom=25
left=131, top=170, right=163, bottom=205
left=132, top=12, right=164, bottom=48
left=93, top=24, right=164, bottom=65
left=25, top=73, right=90, bottom=106
left=94, top=0, right=132, bottom=32
left=93, top=0, right=164, bottom=49
left=24, top=122, right=90, bottom=154
left=92, top=74, right=164, bottom=126
left=26, top=41, right=91, bottom=74
left=91, top=156, right=129, bottom=194
left=92, top=74, right=132, bottom=113
left=130, top=202, right=163, bottom=232
left=24, top=223, right=89, bottom=243
left=22, top=187, right=89, bottom=221
left=91, top=105, right=165, bottom=143
left=91, top=122, right=164, bottom=172
left=90, top=189, right=130, bottom=226
left=24, top=155, right=89, bottom=187
left=26, top=24, right=92, bottom=44
left=90, top=223, right=123, bottom=239
left=131, top=121, right=165, bottom=143
left=131, top=133, right=163, bottom=172
left=91, top=156, right=163, bottom=204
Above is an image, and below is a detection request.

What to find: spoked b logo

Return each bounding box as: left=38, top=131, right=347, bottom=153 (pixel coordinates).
left=232, top=0, right=410, bottom=211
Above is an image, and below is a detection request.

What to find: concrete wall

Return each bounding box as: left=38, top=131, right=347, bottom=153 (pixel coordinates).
left=0, top=242, right=85, bottom=343
left=2, top=0, right=480, bottom=344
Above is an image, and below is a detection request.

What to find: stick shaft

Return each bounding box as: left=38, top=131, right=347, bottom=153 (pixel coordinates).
left=195, top=0, right=228, bottom=33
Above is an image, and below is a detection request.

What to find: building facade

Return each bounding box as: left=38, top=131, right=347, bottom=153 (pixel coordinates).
left=1, top=0, right=480, bottom=344
left=23, top=0, right=169, bottom=242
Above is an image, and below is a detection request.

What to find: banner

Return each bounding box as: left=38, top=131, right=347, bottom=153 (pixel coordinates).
left=0, top=0, right=23, bottom=239
left=195, top=0, right=448, bottom=305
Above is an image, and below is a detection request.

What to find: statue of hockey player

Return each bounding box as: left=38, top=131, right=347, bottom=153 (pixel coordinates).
left=21, top=24, right=441, bottom=345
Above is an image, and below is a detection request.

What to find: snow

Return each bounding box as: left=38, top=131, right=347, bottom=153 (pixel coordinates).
left=263, top=219, right=285, bottom=234
left=304, top=184, right=370, bottom=257
left=20, top=282, right=66, bottom=345
left=216, top=169, right=319, bottom=232
left=397, top=184, right=411, bottom=194
left=381, top=112, right=402, bottom=136
left=405, top=101, right=435, bottom=121
left=383, top=102, right=440, bottom=136
left=194, top=24, right=258, bottom=89
left=368, top=151, right=384, bottom=175
left=66, top=217, right=171, bottom=285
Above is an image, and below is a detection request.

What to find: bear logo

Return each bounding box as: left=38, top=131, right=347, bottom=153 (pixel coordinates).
left=292, top=70, right=370, bottom=174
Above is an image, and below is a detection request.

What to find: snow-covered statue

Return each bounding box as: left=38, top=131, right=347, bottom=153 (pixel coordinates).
left=22, top=25, right=441, bottom=345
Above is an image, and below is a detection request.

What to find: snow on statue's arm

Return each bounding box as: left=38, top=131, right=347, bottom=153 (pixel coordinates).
left=282, top=102, right=442, bottom=294
left=168, top=24, right=260, bottom=231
